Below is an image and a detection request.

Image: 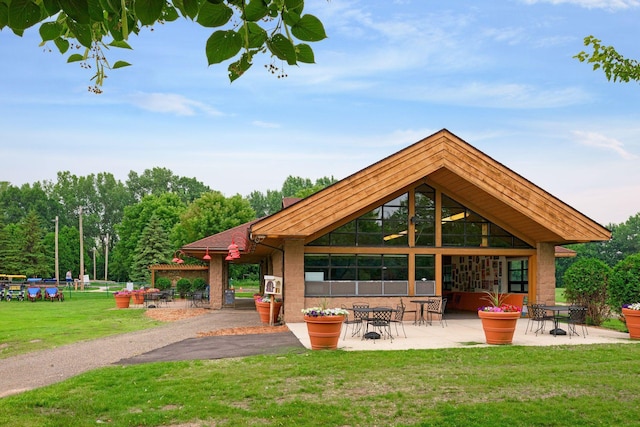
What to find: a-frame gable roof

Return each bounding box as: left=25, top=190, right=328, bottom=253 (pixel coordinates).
left=250, top=129, right=610, bottom=244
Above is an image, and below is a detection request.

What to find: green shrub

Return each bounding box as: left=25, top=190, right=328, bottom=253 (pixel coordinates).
left=176, top=278, right=191, bottom=297
left=608, top=253, right=640, bottom=315
left=563, top=258, right=611, bottom=325
left=155, top=277, right=172, bottom=291
left=192, top=277, right=207, bottom=292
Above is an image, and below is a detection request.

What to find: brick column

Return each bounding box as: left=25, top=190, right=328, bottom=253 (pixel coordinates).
left=208, top=255, right=223, bottom=309
left=282, top=239, right=305, bottom=322
left=535, top=243, right=556, bottom=305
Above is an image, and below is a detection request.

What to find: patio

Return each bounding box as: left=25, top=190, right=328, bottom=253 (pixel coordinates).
left=286, top=311, right=632, bottom=351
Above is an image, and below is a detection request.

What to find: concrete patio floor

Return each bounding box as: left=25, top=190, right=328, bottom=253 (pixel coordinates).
left=286, top=311, right=634, bottom=351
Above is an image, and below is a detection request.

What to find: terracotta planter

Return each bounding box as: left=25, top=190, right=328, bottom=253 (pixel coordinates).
left=622, top=308, right=640, bottom=339
left=114, top=294, right=131, bottom=309
left=478, top=311, right=520, bottom=345
left=131, top=292, right=145, bottom=305
left=304, top=315, right=345, bottom=350
left=255, top=301, right=282, bottom=324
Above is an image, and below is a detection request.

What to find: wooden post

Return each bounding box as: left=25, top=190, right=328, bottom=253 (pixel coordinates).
left=269, top=294, right=274, bottom=326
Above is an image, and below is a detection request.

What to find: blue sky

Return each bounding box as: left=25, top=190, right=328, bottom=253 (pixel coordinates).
left=1, top=0, right=639, bottom=226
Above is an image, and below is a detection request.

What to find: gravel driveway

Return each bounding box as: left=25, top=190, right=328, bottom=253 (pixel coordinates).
left=0, top=308, right=302, bottom=398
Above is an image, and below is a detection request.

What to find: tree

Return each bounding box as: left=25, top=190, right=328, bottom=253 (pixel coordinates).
left=18, top=211, right=49, bottom=277
left=126, top=167, right=211, bottom=204
left=111, top=193, right=186, bottom=281
left=608, top=253, right=640, bottom=316
left=1, top=0, right=328, bottom=92
left=575, top=36, right=640, bottom=84
left=562, top=258, right=611, bottom=326
left=130, top=214, right=173, bottom=283
left=171, top=191, right=255, bottom=247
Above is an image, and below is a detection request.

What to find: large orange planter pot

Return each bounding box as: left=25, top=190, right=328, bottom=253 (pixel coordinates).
left=131, top=292, right=145, bottom=305
left=255, top=301, right=282, bottom=324
left=114, top=294, right=131, bottom=309
left=304, top=315, right=345, bottom=350
left=622, top=308, right=640, bottom=339
left=478, top=311, right=520, bottom=345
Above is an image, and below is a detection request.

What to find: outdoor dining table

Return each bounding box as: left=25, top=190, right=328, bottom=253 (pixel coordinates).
left=541, top=305, right=571, bottom=336
left=352, top=306, right=396, bottom=341
left=410, top=299, right=432, bottom=326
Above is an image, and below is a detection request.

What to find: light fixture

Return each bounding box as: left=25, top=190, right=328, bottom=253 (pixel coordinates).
left=203, top=247, right=211, bottom=261
left=172, top=250, right=185, bottom=264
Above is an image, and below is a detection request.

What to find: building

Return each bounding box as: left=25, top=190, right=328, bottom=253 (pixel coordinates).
left=181, top=129, right=610, bottom=322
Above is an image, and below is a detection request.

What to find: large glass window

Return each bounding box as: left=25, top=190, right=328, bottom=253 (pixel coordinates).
left=309, top=195, right=409, bottom=247
left=441, top=195, right=531, bottom=248
left=508, top=259, right=528, bottom=293
left=414, top=184, right=436, bottom=246
left=304, top=254, right=408, bottom=296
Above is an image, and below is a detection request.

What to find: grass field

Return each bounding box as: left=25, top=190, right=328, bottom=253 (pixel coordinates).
left=0, top=291, right=160, bottom=359
left=2, top=287, right=638, bottom=426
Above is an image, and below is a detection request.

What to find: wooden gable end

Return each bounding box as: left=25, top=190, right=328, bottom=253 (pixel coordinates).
left=250, top=129, right=611, bottom=244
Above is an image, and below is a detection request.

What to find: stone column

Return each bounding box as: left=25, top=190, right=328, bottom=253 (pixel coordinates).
left=282, top=239, right=305, bottom=322
left=535, top=243, right=556, bottom=305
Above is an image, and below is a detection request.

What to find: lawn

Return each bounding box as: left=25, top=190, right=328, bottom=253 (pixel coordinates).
left=0, top=291, right=161, bottom=359
left=2, top=288, right=638, bottom=426
left=0, top=344, right=639, bottom=426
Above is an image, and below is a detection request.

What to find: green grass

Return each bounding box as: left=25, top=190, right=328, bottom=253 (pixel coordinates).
left=555, top=287, right=566, bottom=303
left=0, top=291, right=161, bottom=359
left=1, top=344, right=640, bottom=426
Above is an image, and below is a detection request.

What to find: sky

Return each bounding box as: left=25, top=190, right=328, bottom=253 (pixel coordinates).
left=1, top=0, right=639, bottom=227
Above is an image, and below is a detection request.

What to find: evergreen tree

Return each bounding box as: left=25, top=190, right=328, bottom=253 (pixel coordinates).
left=129, top=215, right=173, bottom=283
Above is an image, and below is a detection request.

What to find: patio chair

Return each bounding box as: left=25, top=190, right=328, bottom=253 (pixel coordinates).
left=342, top=303, right=369, bottom=339
left=26, top=287, right=42, bottom=302
left=400, top=298, right=417, bottom=323
left=44, top=287, right=64, bottom=301
left=567, top=305, right=588, bottom=338
left=390, top=304, right=407, bottom=338
left=525, top=304, right=552, bottom=336
left=427, top=298, right=447, bottom=327
left=366, top=307, right=394, bottom=342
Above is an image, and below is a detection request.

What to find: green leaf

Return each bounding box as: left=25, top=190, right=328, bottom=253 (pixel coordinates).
left=291, top=14, right=326, bottom=42
left=196, top=2, right=232, bottom=28
left=87, top=0, right=104, bottom=22
left=57, top=0, right=90, bottom=25
left=7, top=0, right=43, bottom=30
left=42, top=0, right=61, bottom=17
left=134, top=0, right=164, bottom=25
left=228, top=52, right=252, bottom=82
left=66, top=19, right=92, bottom=48
left=282, top=9, right=300, bottom=27
left=54, top=37, right=70, bottom=53
left=39, top=21, right=62, bottom=41
left=0, top=2, right=8, bottom=28
left=242, top=21, right=266, bottom=49
left=285, top=0, right=304, bottom=12
left=180, top=0, right=200, bottom=19
left=67, top=53, right=84, bottom=62
left=295, top=43, right=314, bottom=64
left=113, top=60, right=131, bottom=69
left=266, top=33, right=297, bottom=65
left=243, top=0, right=268, bottom=22
left=206, top=30, right=242, bottom=65
left=97, top=0, right=118, bottom=14
left=109, top=39, right=132, bottom=49
left=162, top=5, right=179, bottom=21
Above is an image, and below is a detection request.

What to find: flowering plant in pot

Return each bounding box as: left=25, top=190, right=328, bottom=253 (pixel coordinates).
left=302, top=301, right=349, bottom=350
left=477, top=290, right=521, bottom=344
left=622, top=303, right=640, bottom=339
left=113, top=290, right=132, bottom=308
left=255, top=295, right=283, bottom=324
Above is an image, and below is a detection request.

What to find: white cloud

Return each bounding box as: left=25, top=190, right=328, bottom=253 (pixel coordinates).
left=572, top=130, right=638, bottom=159
left=252, top=121, right=281, bottom=129
left=128, top=92, right=224, bottom=116
left=522, top=0, right=640, bottom=10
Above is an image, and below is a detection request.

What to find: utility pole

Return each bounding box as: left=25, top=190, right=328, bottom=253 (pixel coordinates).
left=54, top=216, right=59, bottom=285
left=92, top=248, right=96, bottom=281
left=104, top=233, right=109, bottom=281
left=79, top=206, right=84, bottom=290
